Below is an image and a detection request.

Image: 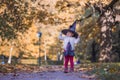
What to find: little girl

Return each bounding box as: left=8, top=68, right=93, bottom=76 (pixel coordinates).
left=59, top=21, right=80, bottom=73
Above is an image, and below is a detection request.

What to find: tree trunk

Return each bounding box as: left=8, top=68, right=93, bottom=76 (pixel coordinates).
left=99, top=9, right=114, bottom=62
left=8, top=45, right=14, bottom=64
left=91, top=40, right=97, bottom=62
left=44, top=40, right=47, bottom=61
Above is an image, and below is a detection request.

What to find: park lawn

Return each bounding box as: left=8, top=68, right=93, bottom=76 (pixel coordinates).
left=79, top=63, right=120, bottom=80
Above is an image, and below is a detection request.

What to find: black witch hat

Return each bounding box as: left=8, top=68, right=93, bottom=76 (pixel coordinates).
left=61, top=21, right=78, bottom=38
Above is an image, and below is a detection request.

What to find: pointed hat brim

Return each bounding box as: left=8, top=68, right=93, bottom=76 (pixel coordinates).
left=61, top=29, right=78, bottom=38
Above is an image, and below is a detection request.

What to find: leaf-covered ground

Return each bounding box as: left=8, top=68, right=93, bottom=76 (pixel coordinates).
left=85, top=63, right=120, bottom=80
left=0, top=71, right=90, bottom=80
left=0, top=64, right=93, bottom=80
left=1, top=63, right=120, bottom=80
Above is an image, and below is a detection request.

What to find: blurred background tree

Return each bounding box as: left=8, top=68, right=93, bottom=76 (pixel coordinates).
left=0, top=0, right=120, bottom=64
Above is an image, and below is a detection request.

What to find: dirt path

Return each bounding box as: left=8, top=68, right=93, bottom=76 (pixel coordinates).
left=0, top=65, right=95, bottom=80
left=0, top=71, right=91, bottom=80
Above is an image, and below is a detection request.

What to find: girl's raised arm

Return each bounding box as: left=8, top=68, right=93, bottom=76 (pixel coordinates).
left=75, top=36, right=80, bottom=44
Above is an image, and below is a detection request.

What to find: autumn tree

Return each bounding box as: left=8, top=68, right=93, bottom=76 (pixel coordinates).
left=0, top=0, right=36, bottom=63
left=95, top=0, right=120, bottom=62
left=78, top=0, right=120, bottom=62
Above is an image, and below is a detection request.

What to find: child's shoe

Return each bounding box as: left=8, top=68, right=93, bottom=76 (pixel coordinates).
left=64, top=68, right=68, bottom=73
left=69, top=68, right=74, bottom=72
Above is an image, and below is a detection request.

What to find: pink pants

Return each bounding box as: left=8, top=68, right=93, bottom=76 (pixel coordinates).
left=64, top=55, right=74, bottom=69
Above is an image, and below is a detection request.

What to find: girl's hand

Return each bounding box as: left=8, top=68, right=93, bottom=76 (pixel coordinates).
left=60, top=32, right=62, bottom=35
